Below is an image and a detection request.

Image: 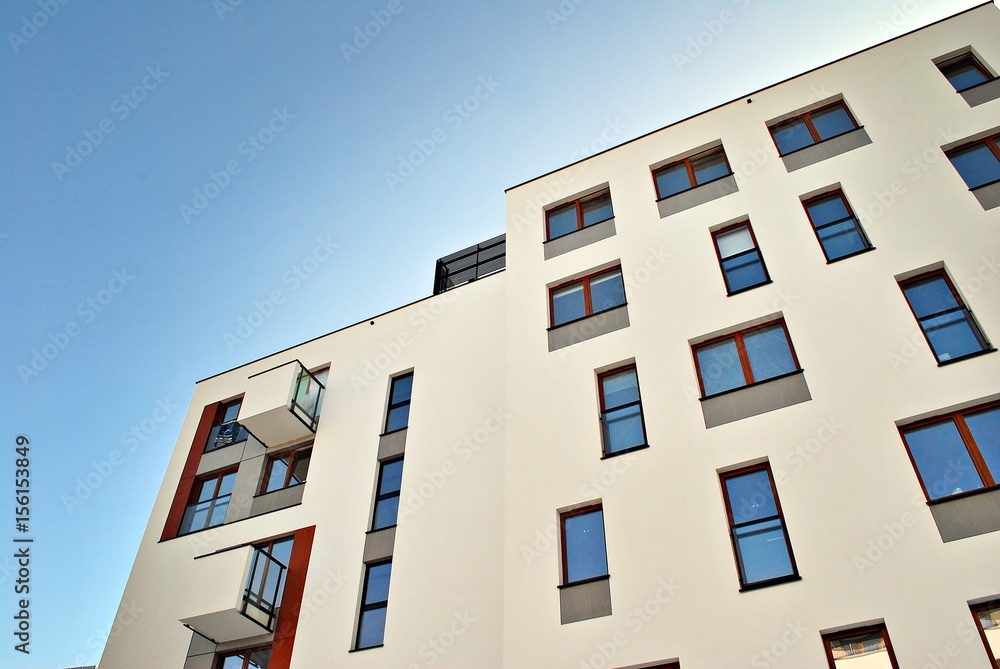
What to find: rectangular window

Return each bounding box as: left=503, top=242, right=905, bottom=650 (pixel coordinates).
left=802, top=190, right=872, bottom=261
left=243, top=537, right=294, bottom=627
left=972, top=599, right=1000, bottom=669
left=356, top=561, right=392, bottom=650
left=939, top=53, right=994, bottom=91
left=561, top=505, right=609, bottom=585
left=720, top=464, right=798, bottom=589
left=179, top=469, right=238, bottom=535
left=598, top=365, right=647, bottom=456
left=770, top=101, right=859, bottom=155
left=372, top=457, right=404, bottom=530
left=260, top=447, right=312, bottom=494
left=947, top=135, right=1000, bottom=189
left=900, top=401, right=1000, bottom=501
left=292, top=366, right=327, bottom=425
left=550, top=267, right=626, bottom=327
left=653, top=146, right=731, bottom=199
left=822, top=624, right=899, bottom=669
left=384, top=372, right=413, bottom=433
left=546, top=189, right=614, bottom=240
left=217, top=647, right=271, bottom=669
left=205, top=399, right=248, bottom=452
left=899, top=270, right=991, bottom=364
left=694, top=320, right=800, bottom=397
left=711, top=222, right=770, bottom=293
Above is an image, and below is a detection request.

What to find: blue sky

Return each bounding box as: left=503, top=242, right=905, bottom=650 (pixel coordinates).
left=0, top=0, right=982, bottom=665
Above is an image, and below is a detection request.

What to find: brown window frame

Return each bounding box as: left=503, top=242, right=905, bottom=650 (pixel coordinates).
left=597, top=364, right=649, bottom=457
left=899, top=400, right=1000, bottom=503
left=548, top=266, right=625, bottom=328
left=971, top=598, right=1000, bottom=669
left=692, top=319, right=801, bottom=398
left=652, top=146, right=732, bottom=200
left=946, top=134, right=1000, bottom=189
left=559, top=504, right=609, bottom=586
left=898, top=269, right=992, bottom=365
left=180, top=467, right=239, bottom=535
left=801, top=189, right=873, bottom=262
left=768, top=101, right=860, bottom=156
left=938, top=53, right=994, bottom=91
left=719, top=462, right=799, bottom=590
left=710, top=220, right=771, bottom=294
left=214, top=645, right=272, bottom=669
left=821, top=623, right=900, bottom=669
left=204, top=397, right=247, bottom=453
left=545, top=188, right=614, bottom=241
left=259, top=446, right=312, bottom=495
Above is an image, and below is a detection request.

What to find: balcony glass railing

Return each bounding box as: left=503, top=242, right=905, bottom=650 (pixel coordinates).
left=178, top=494, right=232, bottom=535
left=242, top=549, right=288, bottom=631
left=290, top=365, right=325, bottom=432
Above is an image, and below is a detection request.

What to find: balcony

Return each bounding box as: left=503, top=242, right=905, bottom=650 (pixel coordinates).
left=433, top=233, right=505, bottom=294
left=179, top=545, right=287, bottom=643
left=237, top=361, right=325, bottom=447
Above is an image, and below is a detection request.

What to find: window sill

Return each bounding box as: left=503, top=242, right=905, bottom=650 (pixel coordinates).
left=936, top=347, right=996, bottom=366
left=545, top=216, right=614, bottom=243
left=548, top=304, right=630, bottom=352
left=925, top=484, right=1000, bottom=542
left=558, top=573, right=610, bottom=590
left=739, top=574, right=801, bottom=593
left=700, top=370, right=811, bottom=428
left=928, top=483, right=1000, bottom=506
left=700, top=369, right=804, bottom=401
left=253, top=481, right=305, bottom=499
left=958, top=76, right=1000, bottom=106
left=379, top=427, right=408, bottom=438
left=825, top=245, right=875, bottom=264
left=778, top=126, right=872, bottom=173
left=367, top=524, right=397, bottom=534
left=777, top=126, right=861, bottom=158
left=967, top=178, right=1000, bottom=210
left=349, top=644, right=384, bottom=653
left=726, top=279, right=772, bottom=296
left=548, top=302, right=629, bottom=331
left=601, top=443, right=649, bottom=460
left=655, top=173, right=738, bottom=218
left=544, top=217, right=616, bottom=260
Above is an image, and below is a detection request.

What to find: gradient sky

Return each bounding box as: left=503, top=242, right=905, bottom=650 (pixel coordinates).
left=1, top=0, right=983, bottom=666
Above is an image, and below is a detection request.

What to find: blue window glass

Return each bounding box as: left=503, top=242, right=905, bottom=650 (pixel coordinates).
left=695, top=321, right=799, bottom=397
left=723, top=467, right=796, bottom=587
left=581, top=192, right=614, bottom=226
left=696, top=339, right=744, bottom=396
left=948, top=140, right=1000, bottom=189
left=547, top=203, right=579, bottom=239
left=599, top=366, right=646, bottom=455
left=550, top=268, right=626, bottom=327
left=966, top=407, right=1000, bottom=482
left=743, top=325, right=796, bottom=382
left=771, top=101, right=858, bottom=155
left=562, top=507, right=608, bottom=584
left=588, top=271, right=625, bottom=313
left=372, top=458, right=404, bottom=530
left=552, top=283, right=586, bottom=326
left=714, top=224, right=769, bottom=293
left=546, top=190, right=614, bottom=240
left=654, top=147, right=730, bottom=198
left=810, top=104, right=856, bottom=140
left=180, top=470, right=237, bottom=535
left=357, top=561, right=392, bottom=649
left=771, top=118, right=814, bottom=154
left=384, top=372, right=413, bottom=433
left=901, top=273, right=990, bottom=363
left=804, top=191, right=871, bottom=261
left=939, top=54, right=992, bottom=92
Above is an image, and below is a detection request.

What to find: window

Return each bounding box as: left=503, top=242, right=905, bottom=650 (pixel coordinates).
left=899, top=270, right=991, bottom=364
left=822, top=624, right=899, bottom=669
left=769, top=101, right=859, bottom=155
left=292, top=366, right=327, bottom=424
left=802, top=190, right=872, bottom=261
left=244, top=537, right=294, bottom=627
left=179, top=469, right=237, bottom=535
left=720, top=464, right=798, bottom=589
left=546, top=189, right=614, bottom=240
left=653, top=146, right=731, bottom=199
left=384, top=372, right=413, bottom=433
left=972, top=599, right=1000, bottom=669
left=947, top=135, right=1000, bottom=190
left=217, top=647, right=271, bottom=669
left=939, top=53, right=994, bottom=91
left=711, top=222, right=770, bottom=293
left=372, top=457, right=403, bottom=530
left=560, top=505, right=609, bottom=585
left=205, top=399, right=248, bottom=452
left=598, top=365, right=647, bottom=456
left=550, top=267, right=626, bottom=327
left=694, top=320, right=800, bottom=397
left=260, top=447, right=311, bottom=494
left=356, top=561, right=392, bottom=650
left=900, top=402, right=1000, bottom=501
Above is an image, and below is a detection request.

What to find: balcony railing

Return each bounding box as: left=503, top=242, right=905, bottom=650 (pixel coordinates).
left=238, top=361, right=325, bottom=447
left=433, top=233, right=505, bottom=294
left=241, top=549, right=287, bottom=632
left=204, top=419, right=249, bottom=453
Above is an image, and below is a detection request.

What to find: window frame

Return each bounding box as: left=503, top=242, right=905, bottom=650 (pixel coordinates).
left=768, top=101, right=860, bottom=156
left=383, top=372, right=414, bottom=435
left=549, top=266, right=626, bottom=328
left=971, top=598, right=1000, bottom=669
left=899, top=400, right=1000, bottom=503
left=597, top=364, right=649, bottom=458
left=946, top=134, right=1000, bottom=190
left=371, top=456, right=404, bottom=531
left=180, top=467, right=238, bottom=535
left=719, top=462, right=800, bottom=591
left=652, top=146, right=732, bottom=200
left=259, top=445, right=312, bottom=495
left=938, top=53, right=995, bottom=92
left=821, top=623, right=900, bottom=669
left=801, top=189, right=873, bottom=262
left=559, top=504, right=609, bottom=586
left=692, top=319, right=802, bottom=398
left=215, top=645, right=271, bottom=669
left=545, top=188, right=614, bottom=241
left=898, top=269, right=992, bottom=365
left=710, top=220, right=772, bottom=294
left=355, top=560, right=392, bottom=651
left=204, top=398, right=248, bottom=453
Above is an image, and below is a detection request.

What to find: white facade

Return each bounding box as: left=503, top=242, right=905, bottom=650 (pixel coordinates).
left=101, top=6, right=1000, bottom=669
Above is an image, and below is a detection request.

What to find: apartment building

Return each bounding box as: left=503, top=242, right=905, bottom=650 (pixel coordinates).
left=99, top=4, right=1000, bottom=668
